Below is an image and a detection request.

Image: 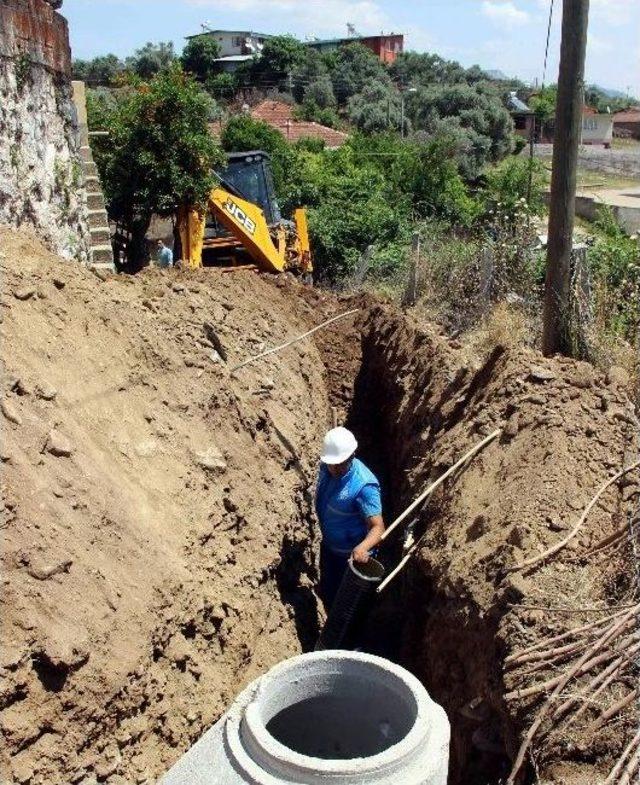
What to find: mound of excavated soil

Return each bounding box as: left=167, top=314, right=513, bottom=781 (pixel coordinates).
left=0, top=226, right=335, bottom=784
left=1, top=225, right=638, bottom=785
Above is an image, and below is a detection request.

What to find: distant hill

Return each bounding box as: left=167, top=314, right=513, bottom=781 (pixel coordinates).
left=588, top=83, right=628, bottom=99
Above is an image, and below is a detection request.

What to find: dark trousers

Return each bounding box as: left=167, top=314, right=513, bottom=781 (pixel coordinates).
left=319, top=544, right=350, bottom=613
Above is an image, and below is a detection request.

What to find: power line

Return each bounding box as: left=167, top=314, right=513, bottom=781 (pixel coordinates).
left=542, top=0, right=555, bottom=88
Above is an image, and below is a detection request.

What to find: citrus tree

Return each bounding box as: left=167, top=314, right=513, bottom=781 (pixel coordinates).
left=88, top=65, right=224, bottom=267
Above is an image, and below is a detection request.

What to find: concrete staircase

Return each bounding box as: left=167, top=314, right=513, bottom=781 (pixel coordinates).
left=80, top=145, right=115, bottom=271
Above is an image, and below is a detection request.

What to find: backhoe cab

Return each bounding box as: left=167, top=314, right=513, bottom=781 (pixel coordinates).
left=177, top=151, right=312, bottom=275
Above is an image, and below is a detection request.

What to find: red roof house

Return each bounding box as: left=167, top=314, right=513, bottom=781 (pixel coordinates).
left=250, top=101, right=349, bottom=148
left=613, top=107, right=640, bottom=139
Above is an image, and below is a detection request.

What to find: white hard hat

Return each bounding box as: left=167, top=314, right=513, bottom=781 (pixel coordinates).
left=320, top=427, right=358, bottom=465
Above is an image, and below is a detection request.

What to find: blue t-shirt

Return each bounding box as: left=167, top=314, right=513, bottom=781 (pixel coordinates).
left=156, top=246, right=173, bottom=267
left=315, top=458, right=382, bottom=553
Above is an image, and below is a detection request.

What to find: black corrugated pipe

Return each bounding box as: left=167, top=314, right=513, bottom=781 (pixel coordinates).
left=316, top=557, right=385, bottom=650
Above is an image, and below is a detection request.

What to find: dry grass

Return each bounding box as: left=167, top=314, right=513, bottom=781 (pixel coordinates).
left=460, top=302, right=535, bottom=365
left=587, top=329, right=640, bottom=406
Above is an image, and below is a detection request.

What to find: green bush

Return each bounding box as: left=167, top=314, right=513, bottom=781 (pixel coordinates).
left=205, top=72, right=237, bottom=100
left=513, top=135, right=527, bottom=155
left=292, top=99, right=341, bottom=129
left=482, top=156, right=546, bottom=218
left=589, top=207, right=639, bottom=340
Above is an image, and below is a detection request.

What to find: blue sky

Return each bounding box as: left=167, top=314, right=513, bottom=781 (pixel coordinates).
left=64, top=0, right=640, bottom=97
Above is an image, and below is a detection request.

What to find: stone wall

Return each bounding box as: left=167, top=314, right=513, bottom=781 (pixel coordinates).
left=0, top=0, right=91, bottom=262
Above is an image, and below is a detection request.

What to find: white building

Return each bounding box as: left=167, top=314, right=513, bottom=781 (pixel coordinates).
left=581, top=112, right=614, bottom=147
left=187, top=29, right=273, bottom=72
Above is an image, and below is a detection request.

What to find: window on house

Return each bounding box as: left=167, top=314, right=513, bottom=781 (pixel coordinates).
left=232, top=36, right=244, bottom=47
left=582, top=118, right=597, bottom=131
left=514, top=116, right=527, bottom=130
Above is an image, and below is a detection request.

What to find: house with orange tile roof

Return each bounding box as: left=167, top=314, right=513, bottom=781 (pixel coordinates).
left=613, top=107, right=640, bottom=140
left=250, top=100, right=349, bottom=148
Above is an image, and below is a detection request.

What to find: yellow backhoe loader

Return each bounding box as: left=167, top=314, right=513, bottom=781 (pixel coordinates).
left=176, top=151, right=312, bottom=275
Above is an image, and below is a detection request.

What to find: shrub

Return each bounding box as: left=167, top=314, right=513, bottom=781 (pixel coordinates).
left=205, top=72, right=237, bottom=100
left=292, top=99, right=341, bottom=129
left=482, top=157, right=546, bottom=218
left=588, top=207, right=639, bottom=342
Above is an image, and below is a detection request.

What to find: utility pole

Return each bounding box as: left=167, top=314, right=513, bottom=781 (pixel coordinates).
left=542, top=0, right=590, bottom=356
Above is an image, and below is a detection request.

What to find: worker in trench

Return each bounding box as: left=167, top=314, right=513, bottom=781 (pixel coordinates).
left=315, top=427, right=385, bottom=611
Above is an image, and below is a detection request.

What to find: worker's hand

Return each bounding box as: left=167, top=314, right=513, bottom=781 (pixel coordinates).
left=352, top=544, right=370, bottom=564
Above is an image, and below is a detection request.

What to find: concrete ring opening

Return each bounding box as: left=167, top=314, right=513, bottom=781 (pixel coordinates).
left=231, top=651, right=449, bottom=783
left=263, top=662, right=416, bottom=759
left=163, top=652, right=449, bottom=783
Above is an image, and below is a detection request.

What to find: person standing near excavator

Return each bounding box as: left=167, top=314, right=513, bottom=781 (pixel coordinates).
left=315, top=427, right=385, bottom=611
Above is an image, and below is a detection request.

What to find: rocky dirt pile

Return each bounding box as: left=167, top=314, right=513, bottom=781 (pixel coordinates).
left=0, top=226, right=335, bottom=784
left=1, top=225, right=638, bottom=785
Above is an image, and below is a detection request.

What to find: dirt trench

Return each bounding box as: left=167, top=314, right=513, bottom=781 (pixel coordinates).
left=308, top=300, right=639, bottom=785
left=1, top=227, right=638, bottom=785
left=309, top=303, right=515, bottom=784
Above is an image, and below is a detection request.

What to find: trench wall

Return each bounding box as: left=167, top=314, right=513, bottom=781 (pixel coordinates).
left=344, top=305, right=637, bottom=785
left=0, top=0, right=91, bottom=262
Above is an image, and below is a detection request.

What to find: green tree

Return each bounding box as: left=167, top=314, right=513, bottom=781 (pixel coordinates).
left=327, top=43, right=390, bottom=104
left=408, top=83, right=513, bottom=176
left=88, top=65, right=223, bottom=267
left=402, top=136, right=479, bottom=224
left=304, top=74, right=336, bottom=109
left=126, top=42, right=175, bottom=79
left=72, top=54, right=124, bottom=86
left=584, top=84, right=638, bottom=113
left=347, top=81, right=402, bottom=133
left=348, top=131, right=478, bottom=224
left=301, top=144, right=404, bottom=280
left=181, top=35, right=221, bottom=81
left=291, top=48, right=331, bottom=102
left=529, top=85, right=557, bottom=124
left=389, top=51, right=467, bottom=88
left=251, top=35, right=306, bottom=86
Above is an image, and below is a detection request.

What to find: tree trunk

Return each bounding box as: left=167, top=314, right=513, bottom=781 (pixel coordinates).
left=124, top=216, right=152, bottom=273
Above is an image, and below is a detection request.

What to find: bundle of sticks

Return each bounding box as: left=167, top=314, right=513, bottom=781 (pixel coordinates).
left=505, top=602, right=640, bottom=784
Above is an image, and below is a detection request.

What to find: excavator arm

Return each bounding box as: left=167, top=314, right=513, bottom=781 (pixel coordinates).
left=177, top=187, right=312, bottom=275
